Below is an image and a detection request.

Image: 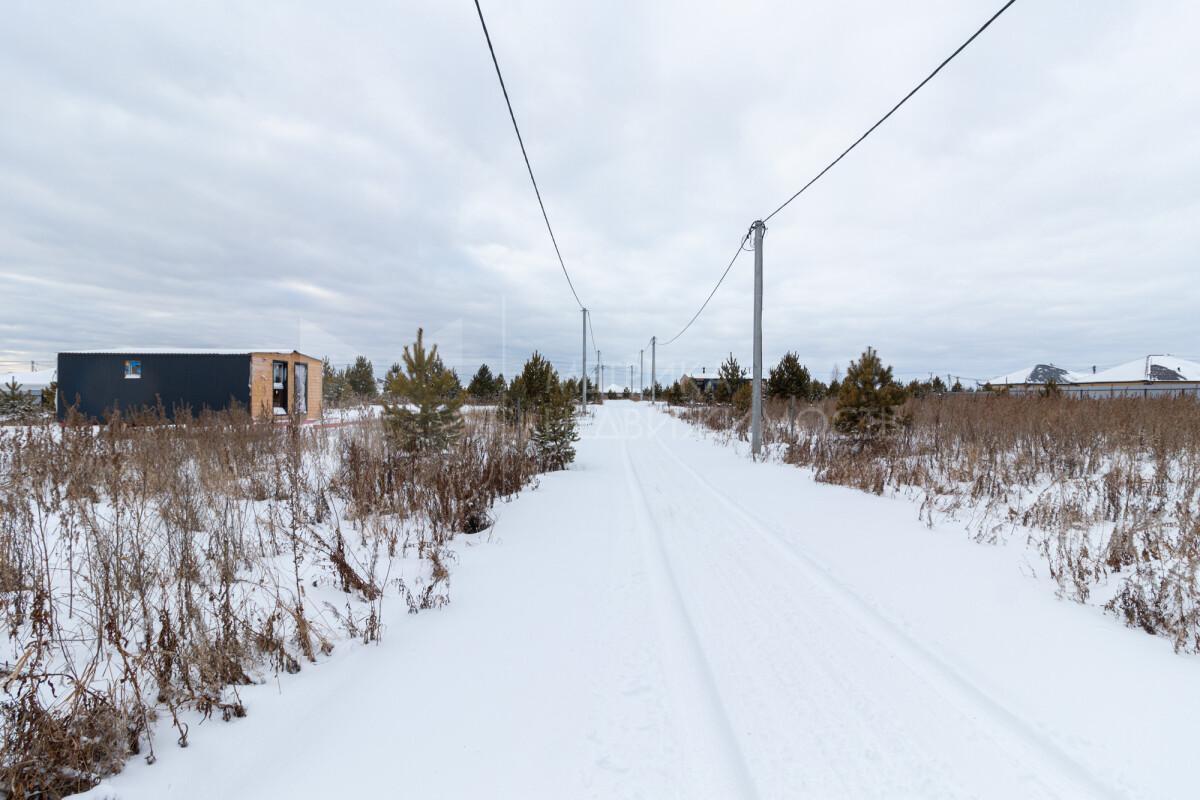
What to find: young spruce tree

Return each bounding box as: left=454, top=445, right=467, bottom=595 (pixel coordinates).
left=0, top=378, right=32, bottom=418
left=383, top=329, right=463, bottom=455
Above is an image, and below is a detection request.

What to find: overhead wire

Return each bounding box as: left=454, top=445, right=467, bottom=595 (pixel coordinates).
left=652, top=0, right=1018, bottom=353
left=478, top=0, right=1018, bottom=364
left=762, top=0, right=1018, bottom=223
left=472, top=0, right=586, bottom=312
left=658, top=228, right=753, bottom=347
left=587, top=310, right=599, bottom=359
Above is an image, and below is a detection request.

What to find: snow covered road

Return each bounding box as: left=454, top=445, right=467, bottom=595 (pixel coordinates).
left=88, top=402, right=1199, bottom=799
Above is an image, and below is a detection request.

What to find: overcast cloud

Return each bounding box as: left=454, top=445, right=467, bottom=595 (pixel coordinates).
left=2, top=0, right=1197, bottom=385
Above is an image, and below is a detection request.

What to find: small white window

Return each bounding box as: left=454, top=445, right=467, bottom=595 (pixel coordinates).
left=124, top=359, right=142, bottom=379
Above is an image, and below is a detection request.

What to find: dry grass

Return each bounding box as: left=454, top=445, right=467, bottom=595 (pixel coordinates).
left=0, top=406, right=539, bottom=798
left=677, top=394, right=1200, bottom=653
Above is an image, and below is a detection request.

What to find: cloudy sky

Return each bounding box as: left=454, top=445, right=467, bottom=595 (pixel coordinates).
left=2, top=0, right=1197, bottom=385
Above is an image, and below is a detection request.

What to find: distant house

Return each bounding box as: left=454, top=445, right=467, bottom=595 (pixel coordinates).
left=686, top=367, right=720, bottom=394
left=57, top=349, right=323, bottom=421
left=983, top=355, right=1200, bottom=398
left=984, top=363, right=1082, bottom=388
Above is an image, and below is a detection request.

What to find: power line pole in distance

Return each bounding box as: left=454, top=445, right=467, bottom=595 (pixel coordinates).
left=651, top=337, right=657, bottom=403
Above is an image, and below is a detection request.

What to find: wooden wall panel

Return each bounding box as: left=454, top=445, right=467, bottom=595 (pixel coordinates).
left=249, top=355, right=274, bottom=419
left=305, top=357, right=323, bottom=419
left=249, top=352, right=323, bottom=421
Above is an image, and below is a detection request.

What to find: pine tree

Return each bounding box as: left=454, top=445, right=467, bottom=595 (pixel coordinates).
left=562, top=377, right=598, bottom=407
left=387, top=360, right=460, bottom=404
left=344, top=356, right=377, bottom=399
left=531, top=385, right=579, bottom=471
left=663, top=381, right=682, bottom=405
left=383, top=362, right=403, bottom=396
left=766, top=352, right=812, bottom=401
left=505, top=375, right=527, bottom=422
left=506, top=352, right=559, bottom=417
left=678, top=376, right=701, bottom=405
left=1, top=378, right=20, bottom=413
left=732, top=382, right=753, bottom=415
left=382, top=329, right=463, bottom=454
left=322, top=358, right=347, bottom=405
left=467, top=364, right=500, bottom=401
left=834, top=347, right=907, bottom=438
left=768, top=353, right=814, bottom=439
left=715, top=353, right=746, bottom=403
left=827, top=366, right=842, bottom=399
left=0, top=378, right=33, bottom=419
left=444, top=368, right=463, bottom=402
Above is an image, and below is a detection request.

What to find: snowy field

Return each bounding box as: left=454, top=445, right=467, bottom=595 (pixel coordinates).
left=78, top=401, right=1198, bottom=799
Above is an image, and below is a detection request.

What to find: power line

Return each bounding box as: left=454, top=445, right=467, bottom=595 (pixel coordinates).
left=658, top=228, right=753, bottom=347
left=587, top=310, right=599, bottom=357
left=654, top=0, right=1017, bottom=355
left=473, top=0, right=585, bottom=311
left=763, top=0, right=1017, bottom=223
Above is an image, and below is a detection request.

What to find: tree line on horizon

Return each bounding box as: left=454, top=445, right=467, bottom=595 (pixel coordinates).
left=321, top=355, right=601, bottom=408
left=319, top=342, right=973, bottom=445
left=323, top=332, right=584, bottom=471
left=660, top=348, right=975, bottom=439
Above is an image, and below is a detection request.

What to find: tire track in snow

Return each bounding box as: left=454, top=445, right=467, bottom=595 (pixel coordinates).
left=619, top=434, right=761, bottom=800
left=630, top=421, right=1044, bottom=797
left=651, top=427, right=1120, bottom=800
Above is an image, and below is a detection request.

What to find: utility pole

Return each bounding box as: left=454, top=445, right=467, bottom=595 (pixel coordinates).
left=651, top=337, right=657, bottom=403
left=629, top=365, right=633, bottom=395
left=581, top=308, right=588, bottom=412
left=596, top=350, right=601, bottom=398
left=639, top=350, right=644, bottom=397
left=751, top=220, right=765, bottom=458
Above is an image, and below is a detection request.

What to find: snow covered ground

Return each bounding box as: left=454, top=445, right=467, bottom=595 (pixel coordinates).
left=79, top=401, right=1198, bottom=799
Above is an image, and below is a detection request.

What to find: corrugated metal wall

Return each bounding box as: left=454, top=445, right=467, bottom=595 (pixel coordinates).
left=57, top=352, right=252, bottom=421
